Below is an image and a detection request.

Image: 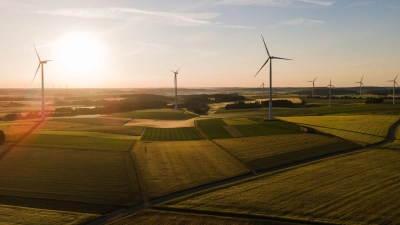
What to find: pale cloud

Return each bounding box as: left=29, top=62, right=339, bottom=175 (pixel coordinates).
left=297, top=0, right=335, bottom=6
left=36, top=8, right=123, bottom=19
left=279, top=18, right=326, bottom=25
left=218, top=25, right=254, bottom=29
left=349, top=1, right=376, bottom=7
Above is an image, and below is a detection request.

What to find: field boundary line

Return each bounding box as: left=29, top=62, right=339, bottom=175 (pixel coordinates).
left=194, top=119, right=256, bottom=174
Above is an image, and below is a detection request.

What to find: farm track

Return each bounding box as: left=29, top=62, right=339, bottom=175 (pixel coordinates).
left=89, top=118, right=400, bottom=225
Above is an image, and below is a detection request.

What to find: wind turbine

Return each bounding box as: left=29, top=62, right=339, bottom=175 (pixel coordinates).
left=307, top=77, right=317, bottom=98
left=354, top=75, right=364, bottom=97
left=387, top=75, right=398, bottom=105
left=259, top=80, right=265, bottom=99
left=254, top=35, right=293, bottom=120
left=169, top=65, right=183, bottom=109
left=327, top=79, right=335, bottom=107
left=32, top=45, right=52, bottom=121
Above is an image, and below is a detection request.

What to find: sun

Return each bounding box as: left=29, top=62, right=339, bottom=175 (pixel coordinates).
left=57, top=32, right=104, bottom=76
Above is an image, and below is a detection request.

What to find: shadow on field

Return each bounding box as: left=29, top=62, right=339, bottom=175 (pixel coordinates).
left=0, top=120, right=43, bottom=160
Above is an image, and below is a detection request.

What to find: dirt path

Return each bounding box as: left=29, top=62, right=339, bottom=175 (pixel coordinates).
left=87, top=119, right=400, bottom=225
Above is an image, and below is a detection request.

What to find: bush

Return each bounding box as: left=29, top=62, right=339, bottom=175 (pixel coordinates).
left=365, top=98, right=384, bottom=104
left=0, top=130, right=5, bottom=145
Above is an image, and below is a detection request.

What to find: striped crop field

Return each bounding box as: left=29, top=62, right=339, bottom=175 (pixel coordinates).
left=196, top=119, right=233, bottom=139
left=133, top=140, right=249, bottom=198
left=0, top=146, right=142, bottom=206
left=309, top=103, right=400, bottom=115
left=141, top=127, right=205, bottom=141
left=279, top=115, right=400, bottom=145
left=9, top=131, right=138, bottom=151
left=232, top=120, right=302, bottom=137
left=214, top=133, right=358, bottom=171
left=0, top=204, right=99, bottom=225
left=106, top=209, right=295, bottom=225
left=162, top=149, right=400, bottom=225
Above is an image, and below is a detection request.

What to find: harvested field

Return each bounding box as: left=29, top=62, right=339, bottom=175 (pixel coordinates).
left=52, top=117, right=131, bottom=126
left=9, top=131, right=137, bottom=151
left=106, top=209, right=297, bottom=225
left=0, top=204, right=99, bottom=225
left=0, top=146, right=141, bottom=206
left=279, top=115, right=400, bottom=145
left=141, top=127, right=205, bottom=141
left=214, top=134, right=358, bottom=171
left=134, top=140, right=249, bottom=198
left=162, top=149, right=400, bottom=225
left=124, top=118, right=195, bottom=128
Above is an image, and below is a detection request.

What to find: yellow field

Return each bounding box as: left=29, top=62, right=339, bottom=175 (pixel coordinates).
left=134, top=140, right=249, bottom=198
left=279, top=115, right=400, bottom=145
left=214, top=134, right=358, bottom=171
left=0, top=146, right=141, bottom=206
left=163, top=149, right=400, bottom=224
left=0, top=204, right=98, bottom=225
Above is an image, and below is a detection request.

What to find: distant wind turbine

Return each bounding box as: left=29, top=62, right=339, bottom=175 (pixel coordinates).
left=259, top=80, right=265, bottom=98
left=32, top=44, right=52, bottom=121
left=354, top=75, right=364, bottom=97
left=327, top=79, right=335, bottom=107
left=307, top=77, right=317, bottom=98
left=254, top=35, right=292, bottom=120
left=169, top=65, right=183, bottom=109
left=387, top=75, right=398, bottom=105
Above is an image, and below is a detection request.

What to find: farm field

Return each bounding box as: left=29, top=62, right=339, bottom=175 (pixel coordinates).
left=112, top=109, right=198, bottom=120
left=124, top=118, right=195, bottom=128
left=66, top=124, right=145, bottom=136
left=214, top=134, right=358, bottom=171
left=214, top=108, right=315, bottom=117
left=196, top=119, right=233, bottom=139
left=279, top=115, right=400, bottom=145
left=141, top=127, right=205, bottom=141
left=51, top=117, right=132, bottom=126
left=308, top=103, right=400, bottom=115
left=232, top=120, right=302, bottom=137
left=0, top=146, right=141, bottom=206
left=133, top=140, right=249, bottom=198
left=161, top=149, right=400, bottom=225
left=385, top=125, right=400, bottom=149
left=106, top=209, right=298, bottom=225
left=0, top=204, right=99, bottom=225
left=7, top=131, right=138, bottom=151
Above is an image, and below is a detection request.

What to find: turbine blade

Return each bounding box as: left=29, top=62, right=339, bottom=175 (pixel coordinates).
left=32, top=63, right=41, bottom=83
left=395, top=75, right=398, bottom=80
left=169, top=69, right=176, bottom=73
left=33, top=44, right=41, bottom=62
left=254, top=58, right=270, bottom=78
left=273, top=57, right=293, bottom=60
left=361, top=75, right=364, bottom=82
left=261, top=35, right=270, bottom=57
left=314, top=76, right=318, bottom=81
left=176, top=64, right=184, bottom=72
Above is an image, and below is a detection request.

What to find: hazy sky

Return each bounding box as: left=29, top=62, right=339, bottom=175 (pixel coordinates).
left=1, top=0, right=399, bottom=88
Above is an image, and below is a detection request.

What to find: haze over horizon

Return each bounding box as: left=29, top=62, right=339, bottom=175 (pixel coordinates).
left=1, top=0, right=399, bottom=88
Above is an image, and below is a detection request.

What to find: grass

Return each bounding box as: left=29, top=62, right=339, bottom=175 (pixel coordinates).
left=214, top=134, right=358, bottom=171
left=232, top=120, right=302, bottom=137
left=52, top=117, right=132, bottom=126
left=112, top=110, right=197, bottom=120
left=133, top=140, right=249, bottom=198
left=10, top=131, right=138, bottom=151
left=196, top=118, right=227, bottom=126
left=197, top=125, right=234, bottom=139
left=279, top=115, right=400, bottom=145
left=223, top=118, right=257, bottom=125
left=0, top=204, right=99, bottom=225
left=161, top=149, right=400, bottom=225
left=141, top=127, right=205, bottom=141
left=0, top=146, right=141, bottom=206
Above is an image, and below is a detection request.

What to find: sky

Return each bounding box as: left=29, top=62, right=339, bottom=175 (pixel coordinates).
left=1, top=0, right=399, bottom=88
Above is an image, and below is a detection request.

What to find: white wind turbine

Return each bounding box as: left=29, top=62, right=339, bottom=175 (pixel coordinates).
left=169, top=65, right=183, bottom=109
left=254, top=35, right=293, bottom=120
left=32, top=45, right=52, bottom=121
left=307, top=77, right=317, bottom=97
left=327, top=79, right=335, bottom=107
left=354, top=75, right=364, bottom=97
left=387, top=75, right=398, bottom=105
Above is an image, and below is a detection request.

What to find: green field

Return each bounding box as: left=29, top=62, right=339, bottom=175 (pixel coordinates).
left=9, top=131, right=137, bottom=151
left=161, top=149, right=400, bottom=224
left=133, top=140, right=249, bottom=198
left=232, top=120, right=302, bottom=137
left=112, top=109, right=197, bottom=120
left=0, top=146, right=141, bottom=206
left=196, top=119, right=233, bottom=139
left=63, top=125, right=145, bottom=136
left=0, top=204, right=99, bottom=225
left=52, top=117, right=132, bottom=126
left=196, top=118, right=227, bottom=126
left=214, top=134, right=358, bottom=171
left=309, top=103, right=400, bottom=115
left=279, top=115, right=400, bottom=145
left=141, top=127, right=205, bottom=141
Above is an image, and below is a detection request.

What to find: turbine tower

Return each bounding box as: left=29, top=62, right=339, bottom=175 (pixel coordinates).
left=327, top=79, right=335, bottom=107
left=354, top=75, right=364, bottom=97
left=387, top=75, right=398, bottom=105
left=170, top=65, right=183, bottom=109
left=32, top=45, right=52, bottom=121
left=307, top=77, right=317, bottom=98
left=254, top=35, right=292, bottom=120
